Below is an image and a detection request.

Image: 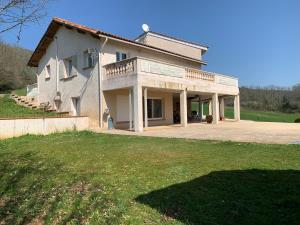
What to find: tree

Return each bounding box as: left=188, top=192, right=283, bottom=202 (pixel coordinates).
left=0, top=0, right=49, bottom=40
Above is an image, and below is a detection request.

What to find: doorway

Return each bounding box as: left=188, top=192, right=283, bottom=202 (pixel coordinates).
left=71, top=97, right=80, bottom=116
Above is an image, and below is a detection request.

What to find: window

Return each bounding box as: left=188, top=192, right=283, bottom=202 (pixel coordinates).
left=59, top=56, right=77, bottom=80
left=147, top=98, right=163, bottom=119
left=45, top=65, right=51, bottom=79
left=84, top=50, right=95, bottom=68
left=64, top=58, right=73, bottom=77
left=116, top=52, right=127, bottom=62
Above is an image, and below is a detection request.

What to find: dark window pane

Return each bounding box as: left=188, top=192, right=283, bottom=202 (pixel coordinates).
left=88, top=54, right=93, bottom=67
left=153, top=99, right=162, bottom=118
left=121, top=53, right=127, bottom=60
left=147, top=99, right=152, bottom=118
left=116, top=52, right=121, bottom=61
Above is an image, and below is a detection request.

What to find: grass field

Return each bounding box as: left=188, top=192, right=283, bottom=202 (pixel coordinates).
left=192, top=103, right=300, bottom=123
left=0, top=95, right=56, bottom=118
left=225, top=107, right=300, bottom=123
left=0, top=131, right=299, bottom=225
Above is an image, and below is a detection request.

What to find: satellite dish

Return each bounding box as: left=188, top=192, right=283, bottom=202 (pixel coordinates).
left=142, top=24, right=150, bottom=33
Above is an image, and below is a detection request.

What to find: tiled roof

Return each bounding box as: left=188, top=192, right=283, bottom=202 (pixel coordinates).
left=28, top=17, right=207, bottom=67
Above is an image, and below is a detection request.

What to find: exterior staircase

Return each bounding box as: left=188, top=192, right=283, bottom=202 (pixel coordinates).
left=10, top=94, right=40, bottom=109
left=10, top=94, right=70, bottom=115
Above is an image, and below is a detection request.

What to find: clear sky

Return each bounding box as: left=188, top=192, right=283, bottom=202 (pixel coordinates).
left=1, top=0, right=299, bottom=87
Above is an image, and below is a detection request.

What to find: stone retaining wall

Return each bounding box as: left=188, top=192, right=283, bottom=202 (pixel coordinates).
left=0, top=116, right=89, bottom=139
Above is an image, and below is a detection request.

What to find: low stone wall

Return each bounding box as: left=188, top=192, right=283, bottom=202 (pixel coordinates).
left=0, top=116, right=89, bottom=139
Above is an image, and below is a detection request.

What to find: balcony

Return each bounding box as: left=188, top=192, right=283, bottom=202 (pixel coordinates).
left=103, top=57, right=238, bottom=90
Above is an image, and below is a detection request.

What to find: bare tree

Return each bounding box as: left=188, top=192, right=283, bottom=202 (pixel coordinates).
left=0, top=0, right=49, bottom=40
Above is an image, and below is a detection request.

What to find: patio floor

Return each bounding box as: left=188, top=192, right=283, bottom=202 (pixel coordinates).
left=95, top=120, right=300, bottom=144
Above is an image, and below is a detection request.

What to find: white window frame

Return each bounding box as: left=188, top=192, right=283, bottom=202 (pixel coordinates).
left=116, top=51, right=127, bottom=62
left=147, top=97, right=163, bottom=120
left=45, top=64, right=51, bottom=79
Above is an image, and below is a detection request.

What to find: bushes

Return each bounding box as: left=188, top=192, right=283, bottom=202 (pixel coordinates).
left=294, top=118, right=300, bottom=123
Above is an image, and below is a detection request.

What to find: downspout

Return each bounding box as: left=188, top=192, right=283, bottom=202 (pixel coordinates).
left=55, top=36, right=59, bottom=93
left=98, top=37, right=108, bottom=128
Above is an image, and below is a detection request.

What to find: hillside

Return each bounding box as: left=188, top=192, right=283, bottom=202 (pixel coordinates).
left=239, top=86, right=300, bottom=113
left=0, top=41, right=36, bottom=92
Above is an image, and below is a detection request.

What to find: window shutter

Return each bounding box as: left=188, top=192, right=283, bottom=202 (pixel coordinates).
left=82, top=51, right=87, bottom=68
left=59, top=60, right=65, bottom=79
left=92, top=53, right=96, bottom=67
left=71, top=55, right=78, bottom=75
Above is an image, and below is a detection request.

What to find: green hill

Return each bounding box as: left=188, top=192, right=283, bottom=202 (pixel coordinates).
left=0, top=41, right=36, bottom=93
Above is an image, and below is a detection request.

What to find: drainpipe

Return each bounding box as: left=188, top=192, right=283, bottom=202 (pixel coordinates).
left=98, top=37, right=108, bottom=128
left=55, top=36, right=59, bottom=93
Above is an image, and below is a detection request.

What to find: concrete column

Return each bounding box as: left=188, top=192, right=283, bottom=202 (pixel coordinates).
left=234, top=94, right=240, bottom=121
left=208, top=100, right=212, bottom=115
left=144, top=87, right=148, bottom=128
left=220, top=97, right=225, bottom=119
left=212, top=93, right=219, bottom=124
left=198, top=99, right=203, bottom=121
left=133, top=84, right=143, bottom=132
left=129, top=88, right=133, bottom=130
left=180, top=89, right=187, bottom=127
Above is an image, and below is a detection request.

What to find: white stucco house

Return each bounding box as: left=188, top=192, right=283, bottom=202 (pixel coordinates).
left=28, top=17, right=240, bottom=132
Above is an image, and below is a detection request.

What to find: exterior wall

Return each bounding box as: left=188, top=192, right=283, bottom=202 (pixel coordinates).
left=0, top=117, right=89, bottom=139
left=101, top=39, right=202, bottom=70
left=136, top=33, right=204, bottom=61
left=37, top=27, right=101, bottom=127
left=103, top=89, right=173, bottom=129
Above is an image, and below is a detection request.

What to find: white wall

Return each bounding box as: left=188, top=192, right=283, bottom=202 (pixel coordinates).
left=0, top=117, right=89, bottom=139
left=38, top=27, right=101, bottom=127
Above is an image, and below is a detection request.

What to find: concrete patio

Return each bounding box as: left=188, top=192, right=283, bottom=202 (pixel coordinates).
left=96, top=120, right=300, bottom=144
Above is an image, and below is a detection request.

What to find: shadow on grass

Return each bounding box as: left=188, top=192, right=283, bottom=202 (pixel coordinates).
left=0, top=152, right=117, bottom=225
left=135, top=169, right=300, bottom=225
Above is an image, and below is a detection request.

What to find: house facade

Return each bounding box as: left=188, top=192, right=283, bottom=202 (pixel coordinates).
left=28, top=18, right=240, bottom=132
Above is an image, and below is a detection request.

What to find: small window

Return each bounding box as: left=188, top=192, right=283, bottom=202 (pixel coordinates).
left=116, top=52, right=127, bottom=62
left=64, top=58, right=72, bottom=78
left=45, top=65, right=51, bottom=79
left=84, top=50, right=95, bottom=68
left=147, top=98, right=163, bottom=119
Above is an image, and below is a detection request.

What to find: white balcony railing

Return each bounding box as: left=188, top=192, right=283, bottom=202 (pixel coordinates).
left=104, top=58, right=136, bottom=79
left=103, top=57, right=238, bottom=87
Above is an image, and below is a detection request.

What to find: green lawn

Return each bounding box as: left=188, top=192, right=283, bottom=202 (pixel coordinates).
left=192, top=103, right=300, bottom=123
left=225, top=107, right=300, bottom=123
left=0, top=95, right=56, bottom=118
left=0, top=131, right=299, bottom=225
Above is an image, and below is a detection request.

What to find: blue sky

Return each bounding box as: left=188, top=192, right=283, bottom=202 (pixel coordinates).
left=2, top=0, right=299, bottom=87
